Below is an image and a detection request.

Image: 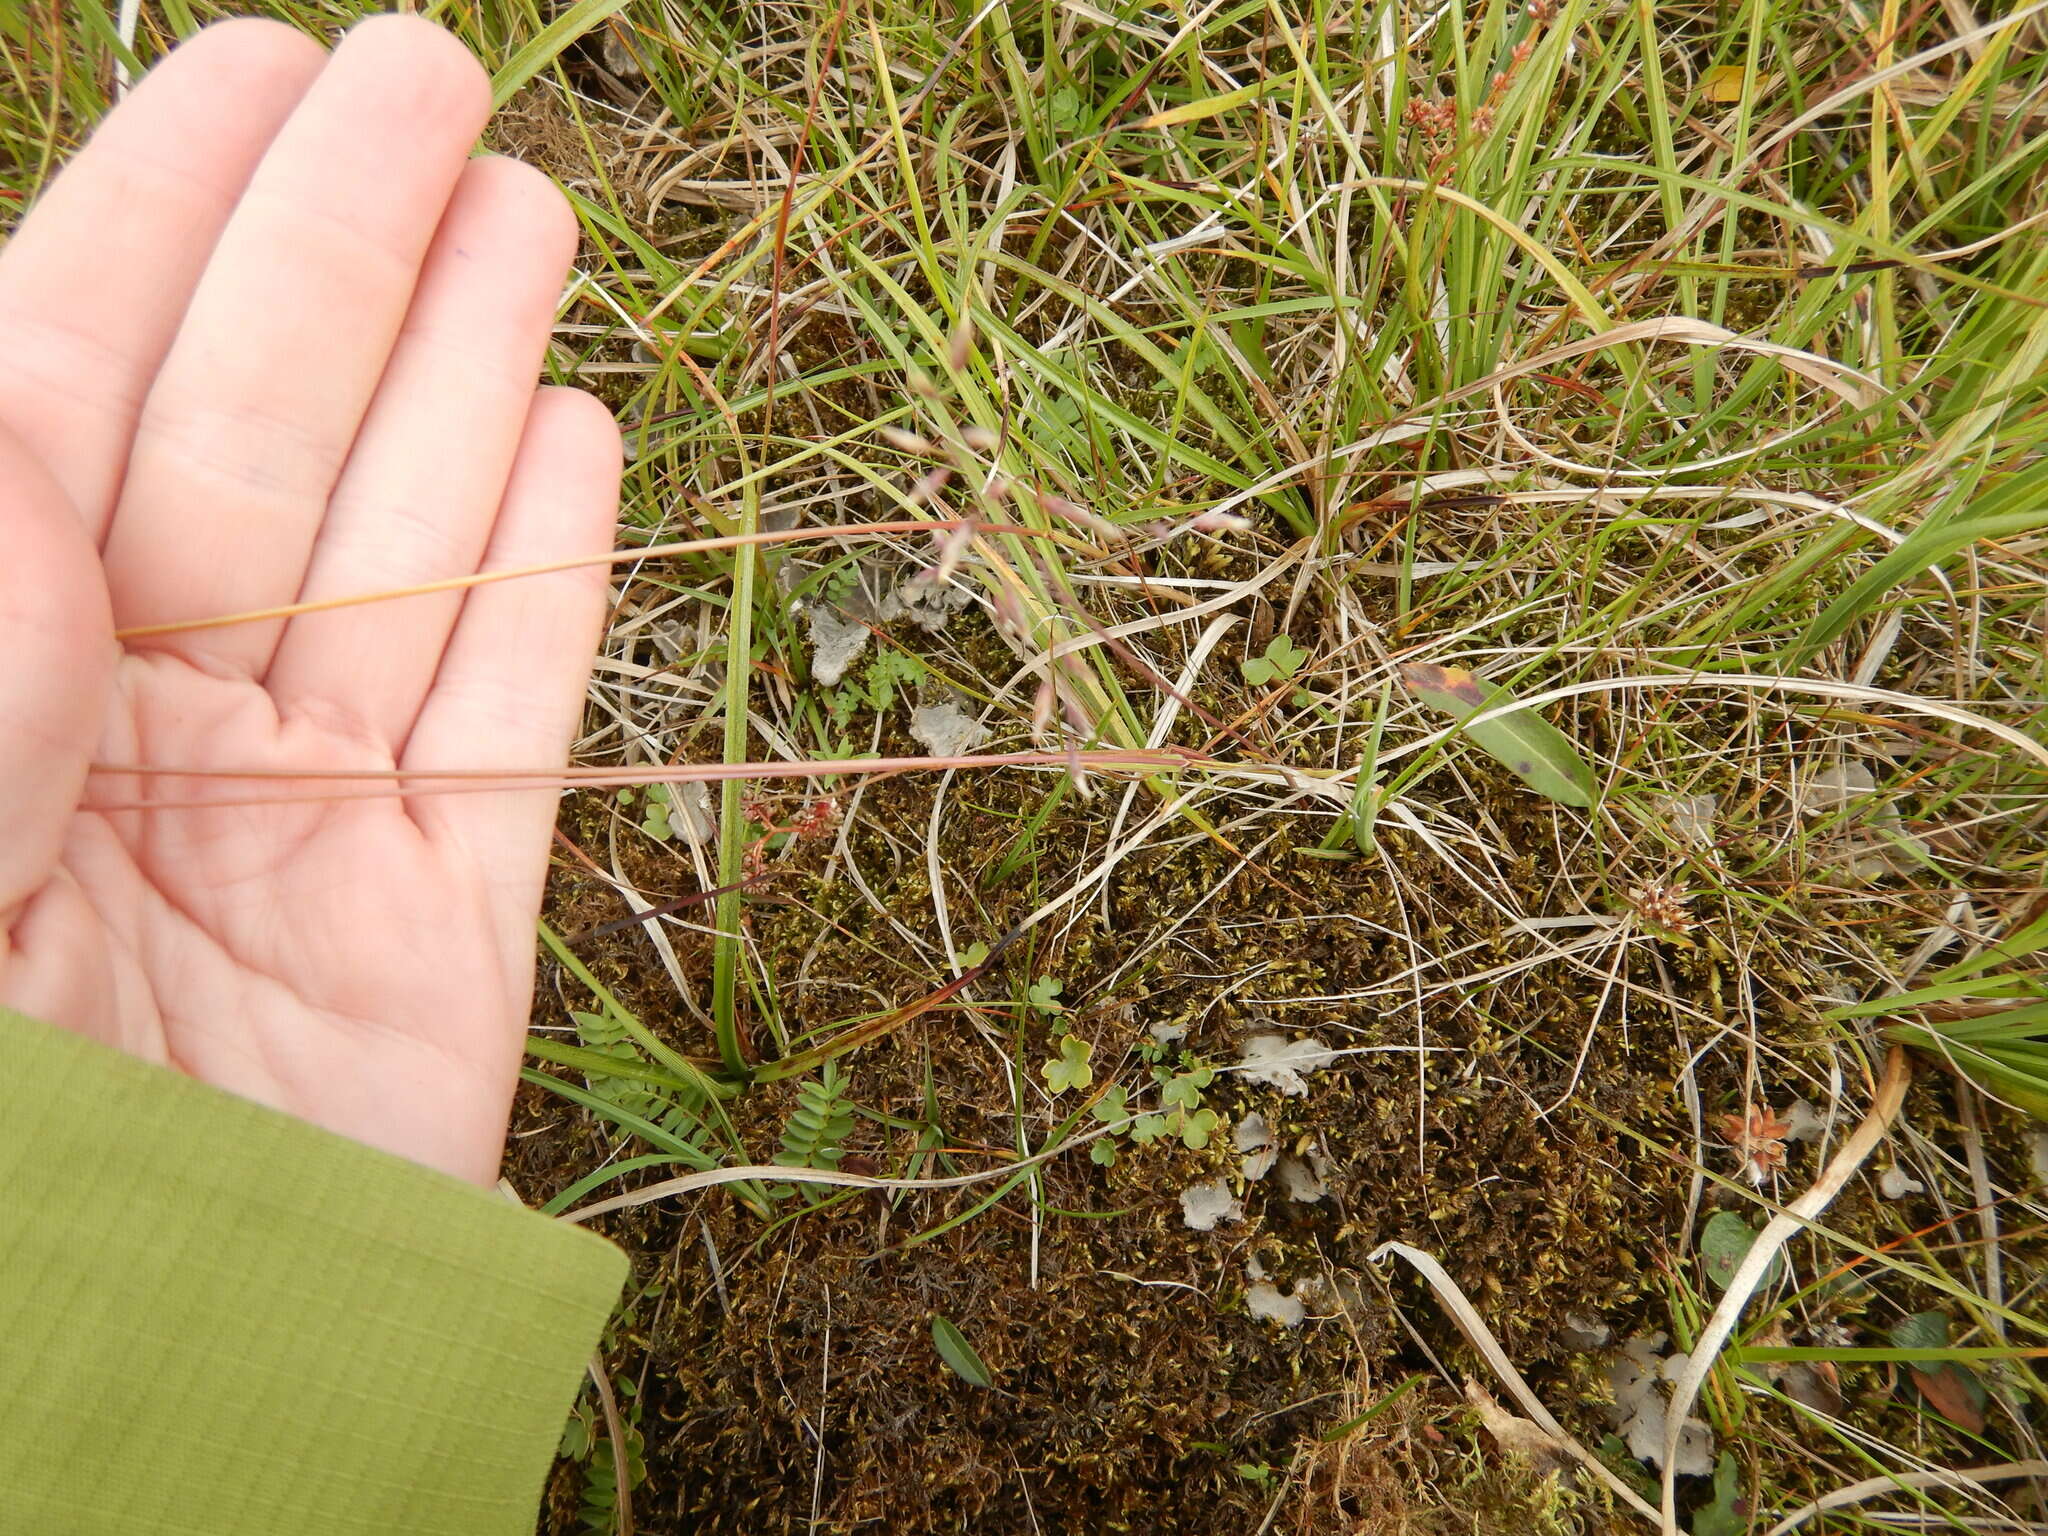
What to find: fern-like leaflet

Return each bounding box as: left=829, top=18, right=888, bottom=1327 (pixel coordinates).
left=776, top=1062, right=854, bottom=1171
left=571, top=1010, right=706, bottom=1146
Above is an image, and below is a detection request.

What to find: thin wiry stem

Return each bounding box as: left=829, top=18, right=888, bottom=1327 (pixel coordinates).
left=111, top=518, right=1087, bottom=640
left=81, top=747, right=1214, bottom=813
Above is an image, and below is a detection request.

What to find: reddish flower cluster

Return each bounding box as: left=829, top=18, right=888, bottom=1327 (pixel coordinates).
left=1718, top=1106, right=1794, bottom=1184
left=1406, top=37, right=1533, bottom=151
left=1403, top=97, right=1461, bottom=141
left=1625, top=879, right=1696, bottom=935
left=739, top=792, right=841, bottom=874
left=787, top=795, right=842, bottom=840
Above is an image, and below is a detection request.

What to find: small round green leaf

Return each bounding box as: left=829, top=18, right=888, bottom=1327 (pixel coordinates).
left=1700, top=1210, right=1782, bottom=1292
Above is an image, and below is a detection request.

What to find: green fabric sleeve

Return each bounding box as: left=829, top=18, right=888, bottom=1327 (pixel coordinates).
left=0, top=1007, right=626, bottom=1535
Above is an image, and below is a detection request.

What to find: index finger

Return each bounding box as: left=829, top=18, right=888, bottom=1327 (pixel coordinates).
left=0, top=19, right=325, bottom=540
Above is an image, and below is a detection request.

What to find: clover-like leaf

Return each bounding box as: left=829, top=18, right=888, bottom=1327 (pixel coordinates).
left=1091, top=1084, right=1130, bottom=1124
left=1700, top=1210, right=1783, bottom=1292
left=1130, top=1113, right=1169, bottom=1144
left=1026, top=976, right=1066, bottom=1015
left=1090, top=1139, right=1119, bottom=1166
left=1162, top=1072, right=1207, bottom=1112
left=1041, top=1035, right=1094, bottom=1095
left=1048, top=84, right=1084, bottom=132
left=1177, top=1106, right=1220, bottom=1149
left=1242, top=634, right=1306, bottom=688
left=1691, top=1455, right=1745, bottom=1536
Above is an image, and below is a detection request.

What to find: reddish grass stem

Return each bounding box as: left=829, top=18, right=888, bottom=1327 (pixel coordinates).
left=82, top=747, right=1213, bottom=813
left=111, top=518, right=1085, bottom=640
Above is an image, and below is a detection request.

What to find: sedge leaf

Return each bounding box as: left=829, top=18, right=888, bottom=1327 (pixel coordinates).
left=489, top=0, right=634, bottom=107
left=1794, top=457, right=2048, bottom=663
left=1883, top=1024, right=2048, bottom=1121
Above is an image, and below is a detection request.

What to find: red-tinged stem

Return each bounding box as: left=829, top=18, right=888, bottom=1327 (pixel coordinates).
left=112, top=518, right=1087, bottom=640
left=82, top=746, right=1215, bottom=814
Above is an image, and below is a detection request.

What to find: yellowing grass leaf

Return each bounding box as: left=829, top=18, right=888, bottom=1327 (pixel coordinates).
left=1137, top=81, right=1271, bottom=130
left=1400, top=664, right=1597, bottom=808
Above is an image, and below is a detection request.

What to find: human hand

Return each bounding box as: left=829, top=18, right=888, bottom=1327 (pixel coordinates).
left=0, top=16, right=620, bottom=1185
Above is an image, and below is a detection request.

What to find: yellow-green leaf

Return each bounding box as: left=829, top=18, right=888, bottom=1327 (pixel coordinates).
left=1400, top=664, right=1597, bottom=808
left=1137, top=80, right=1272, bottom=130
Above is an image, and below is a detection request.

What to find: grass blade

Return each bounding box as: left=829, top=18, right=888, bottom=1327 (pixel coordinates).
left=1795, top=500, right=2048, bottom=662
left=487, top=0, right=632, bottom=108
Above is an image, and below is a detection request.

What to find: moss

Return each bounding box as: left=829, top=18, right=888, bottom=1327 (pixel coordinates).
left=516, top=757, right=1703, bottom=1531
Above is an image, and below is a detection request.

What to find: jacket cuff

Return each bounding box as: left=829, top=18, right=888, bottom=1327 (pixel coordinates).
left=0, top=1007, right=625, bottom=1535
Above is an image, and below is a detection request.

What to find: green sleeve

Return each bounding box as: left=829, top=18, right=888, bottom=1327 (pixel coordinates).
left=0, top=1007, right=626, bottom=1535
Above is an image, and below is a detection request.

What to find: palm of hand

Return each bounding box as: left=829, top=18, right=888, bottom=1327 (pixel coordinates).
left=0, top=18, right=620, bottom=1185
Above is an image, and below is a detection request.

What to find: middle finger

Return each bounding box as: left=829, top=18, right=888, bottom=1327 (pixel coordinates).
left=103, top=15, right=490, bottom=676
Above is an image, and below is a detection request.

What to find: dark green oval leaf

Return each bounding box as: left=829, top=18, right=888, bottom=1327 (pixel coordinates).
left=931, top=1314, right=992, bottom=1388
left=1700, top=1210, right=1783, bottom=1292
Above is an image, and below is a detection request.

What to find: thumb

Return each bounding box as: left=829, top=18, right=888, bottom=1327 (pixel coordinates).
left=0, top=419, right=115, bottom=925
